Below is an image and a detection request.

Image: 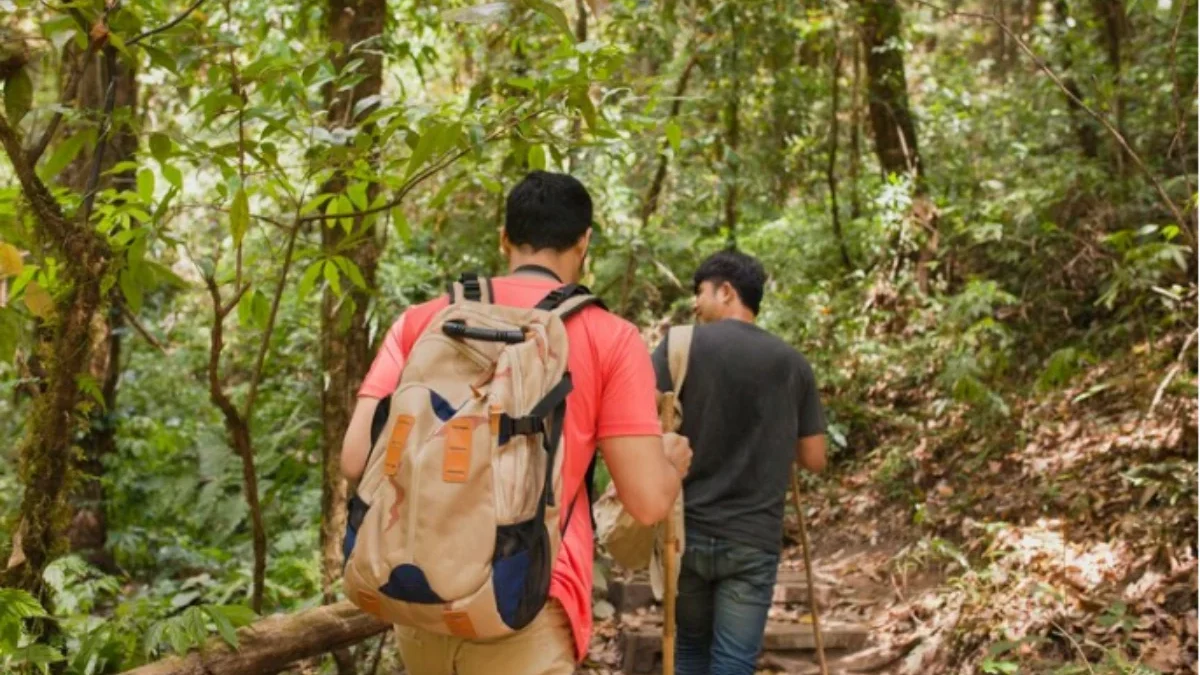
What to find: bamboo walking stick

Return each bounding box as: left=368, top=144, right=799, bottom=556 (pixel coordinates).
left=791, top=468, right=828, bottom=675
left=661, top=393, right=679, bottom=675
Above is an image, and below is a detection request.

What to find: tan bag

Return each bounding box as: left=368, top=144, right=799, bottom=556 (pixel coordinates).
left=343, top=274, right=602, bottom=639
left=595, top=325, right=692, bottom=600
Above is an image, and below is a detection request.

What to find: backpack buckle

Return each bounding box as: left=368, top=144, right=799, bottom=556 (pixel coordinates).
left=497, top=414, right=543, bottom=444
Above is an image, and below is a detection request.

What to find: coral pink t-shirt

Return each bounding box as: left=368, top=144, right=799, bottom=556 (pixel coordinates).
left=357, top=274, right=662, bottom=660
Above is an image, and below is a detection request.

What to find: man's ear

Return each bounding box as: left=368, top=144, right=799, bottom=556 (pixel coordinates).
left=575, top=228, right=592, bottom=259
left=719, top=281, right=737, bottom=304
left=499, top=230, right=512, bottom=257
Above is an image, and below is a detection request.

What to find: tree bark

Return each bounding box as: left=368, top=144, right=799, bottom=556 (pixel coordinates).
left=320, top=5, right=384, bottom=673
left=826, top=42, right=852, bottom=269
left=723, top=18, right=741, bottom=246
left=859, top=0, right=922, bottom=180
left=63, top=43, right=138, bottom=573
left=1053, top=0, right=1100, bottom=159
left=1090, top=0, right=1126, bottom=173
left=0, top=112, right=111, bottom=603
left=117, top=602, right=388, bottom=675
left=849, top=38, right=863, bottom=220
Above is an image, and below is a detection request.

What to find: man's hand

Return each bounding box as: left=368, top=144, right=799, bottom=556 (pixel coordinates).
left=664, top=432, right=693, bottom=479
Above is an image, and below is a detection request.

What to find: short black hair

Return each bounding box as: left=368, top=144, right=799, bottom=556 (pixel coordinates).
left=693, top=249, right=767, bottom=315
left=504, top=171, right=593, bottom=252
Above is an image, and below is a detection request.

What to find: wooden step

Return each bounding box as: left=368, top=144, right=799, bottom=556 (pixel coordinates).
left=619, top=621, right=869, bottom=674
left=607, top=570, right=816, bottom=613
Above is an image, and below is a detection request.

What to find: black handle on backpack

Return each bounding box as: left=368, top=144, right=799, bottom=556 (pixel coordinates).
left=443, top=320, right=526, bottom=344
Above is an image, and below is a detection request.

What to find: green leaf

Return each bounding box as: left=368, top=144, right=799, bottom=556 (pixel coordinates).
left=0, top=588, right=49, bottom=620
left=323, top=260, right=342, bottom=296
left=137, top=169, right=155, bottom=203
left=666, top=121, right=681, bottom=153
left=251, top=290, right=270, bottom=329
left=406, top=123, right=444, bottom=179
left=106, top=31, right=131, bottom=59
left=209, top=604, right=258, bottom=628
left=478, top=176, right=503, bottom=194
left=527, top=144, right=546, bottom=171
left=11, top=644, right=66, bottom=672
left=149, top=133, right=172, bottom=162
left=118, top=268, right=143, bottom=313
left=573, top=88, right=598, bottom=131
left=202, top=606, right=239, bottom=649
left=392, top=207, right=411, bottom=244
left=298, top=260, right=323, bottom=297
left=333, top=256, right=366, bottom=289
left=5, top=68, right=33, bottom=124
left=38, top=130, right=92, bottom=181
left=300, top=193, right=335, bottom=215
left=145, top=260, right=188, bottom=289
left=142, top=43, right=178, bottom=73
left=524, top=0, right=575, bottom=41
left=347, top=183, right=369, bottom=211
left=162, top=164, right=183, bottom=189
left=230, top=188, right=249, bottom=246
left=0, top=307, right=21, bottom=364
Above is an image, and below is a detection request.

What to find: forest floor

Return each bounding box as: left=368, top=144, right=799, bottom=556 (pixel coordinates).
left=583, top=329, right=1198, bottom=674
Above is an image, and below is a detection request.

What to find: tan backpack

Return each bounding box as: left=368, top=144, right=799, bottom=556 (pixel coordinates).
left=594, top=325, right=692, bottom=599
left=343, top=273, right=602, bottom=639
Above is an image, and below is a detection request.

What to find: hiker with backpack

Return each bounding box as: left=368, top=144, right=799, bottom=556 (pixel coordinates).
left=338, top=171, right=693, bottom=675
left=652, top=250, right=827, bottom=675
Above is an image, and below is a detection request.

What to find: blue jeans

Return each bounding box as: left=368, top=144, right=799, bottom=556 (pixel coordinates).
left=675, top=532, right=780, bottom=675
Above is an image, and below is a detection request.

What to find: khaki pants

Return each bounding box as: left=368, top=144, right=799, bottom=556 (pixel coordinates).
left=394, top=601, right=575, bottom=675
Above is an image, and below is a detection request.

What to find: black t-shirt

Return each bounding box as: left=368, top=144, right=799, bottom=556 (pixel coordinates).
left=652, top=320, right=825, bottom=554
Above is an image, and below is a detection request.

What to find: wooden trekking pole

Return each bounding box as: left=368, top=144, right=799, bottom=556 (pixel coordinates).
left=791, top=468, right=828, bottom=675
left=660, top=393, right=679, bottom=675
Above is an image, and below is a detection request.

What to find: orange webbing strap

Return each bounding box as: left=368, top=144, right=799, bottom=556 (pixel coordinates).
left=384, top=415, right=415, bottom=476
left=443, top=608, right=477, bottom=638
left=443, top=417, right=472, bottom=483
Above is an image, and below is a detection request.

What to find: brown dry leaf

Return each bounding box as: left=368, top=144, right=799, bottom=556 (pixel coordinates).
left=23, top=281, right=54, bottom=318
left=1141, top=635, right=1185, bottom=672
left=0, top=242, right=22, bottom=277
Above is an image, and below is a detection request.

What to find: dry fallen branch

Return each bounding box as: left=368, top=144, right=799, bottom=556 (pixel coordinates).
left=119, top=602, right=387, bottom=675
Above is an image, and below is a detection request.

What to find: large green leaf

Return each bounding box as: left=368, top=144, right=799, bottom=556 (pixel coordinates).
left=523, top=0, right=575, bottom=41
left=230, top=188, right=249, bottom=246
left=38, top=130, right=92, bottom=181
left=4, top=69, right=33, bottom=124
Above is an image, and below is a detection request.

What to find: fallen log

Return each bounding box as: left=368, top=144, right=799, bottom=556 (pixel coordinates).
left=121, top=601, right=388, bottom=675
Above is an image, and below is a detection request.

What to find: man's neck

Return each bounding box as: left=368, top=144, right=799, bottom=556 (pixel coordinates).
left=508, top=254, right=577, bottom=284
left=723, top=308, right=757, bottom=324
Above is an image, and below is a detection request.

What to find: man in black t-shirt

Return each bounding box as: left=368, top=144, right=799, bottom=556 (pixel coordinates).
left=652, top=250, right=827, bottom=675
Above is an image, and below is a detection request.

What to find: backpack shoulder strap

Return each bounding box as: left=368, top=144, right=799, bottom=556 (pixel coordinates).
left=535, top=284, right=607, bottom=321
left=666, top=325, right=694, bottom=396
left=447, top=272, right=493, bottom=304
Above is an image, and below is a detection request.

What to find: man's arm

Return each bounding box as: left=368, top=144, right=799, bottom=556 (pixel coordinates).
left=601, top=433, right=691, bottom=525
left=795, top=353, right=827, bottom=474
left=341, top=397, right=379, bottom=481
left=341, top=316, right=408, bottom=482
left=598, top=325, right=691, bottom=525
left=796, top=434, right=827, bottom=473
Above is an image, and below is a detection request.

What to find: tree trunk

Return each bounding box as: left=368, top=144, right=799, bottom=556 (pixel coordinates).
left=1053, top=0, right=1100, bottom=159
left=1091, top=0, right=1127, bottom=173
left=849, top=38, right=863, bottom=220
left=826, top=42, right=852, bottom=269
left=722, top=17, right=741, bottom=246
left=63, top=44, right=138, bottom=573
left=859, top=0, right=922, bottom=180
left=0, top=114, right=111, bottom=604
left=566, top=0, right=588, bottom=172
left=117, top=602, right=387, bottom=675
left=320, top=4, right=385, bottom=673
